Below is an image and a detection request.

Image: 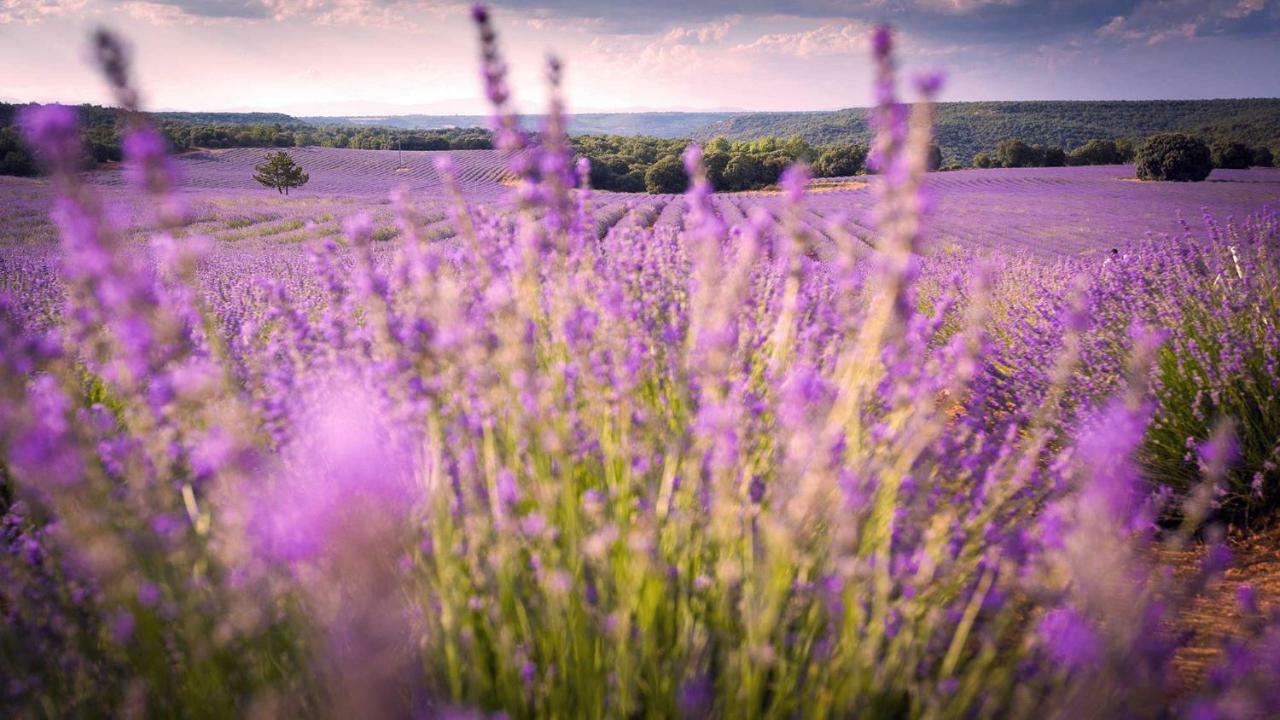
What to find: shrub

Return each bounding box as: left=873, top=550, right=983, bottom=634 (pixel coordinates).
left=1254, top=147, right=1274, bottom=167
left=1108, top=217, right=1280, bottom=519
left=1212, top=141, right=1254, bottom=169
left=971, top=152, right=993, bottom=168
left=1135, top=133, right=1212, bottom=181
left=371, top=226, right=399, bottom=242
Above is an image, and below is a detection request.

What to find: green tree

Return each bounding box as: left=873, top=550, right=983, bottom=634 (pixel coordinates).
left=926, top=143, right=943, bottom=171
left=761, top=154, right=791, bottom=186
left=704, top=151, right=731, bottom=189
left=1135, top=134, right=1212, bottom=182
left=812, top=144, right=866, bottom=177
left=1041, top=146, right=1067, bottom=167
left=0, top=127, right=36, bottom=177
left=253, top=150, right=310, bottom=195
left=1254, top=147, right=1274, bottom=168
left=643, top=155, right=687, bottom=194
left=995, top=139, right=1039, bottom=168
left=1067, top=139, right=1122, bottom=166
left=1211, top=141, right=1253, bottom=169
left=1115, top=138, right=1136, bottom=163
left=722, top=154, right=764, bottom=191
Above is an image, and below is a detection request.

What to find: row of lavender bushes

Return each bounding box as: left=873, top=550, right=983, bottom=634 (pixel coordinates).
left=2, top=9, right=1279, bottom=718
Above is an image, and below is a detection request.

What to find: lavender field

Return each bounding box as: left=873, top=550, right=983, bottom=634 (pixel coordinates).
left=2, top=7, right=1280, bottom=720
left=6, top=152, right=1277, bottom=256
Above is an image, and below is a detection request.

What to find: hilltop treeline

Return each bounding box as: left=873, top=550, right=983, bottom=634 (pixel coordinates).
left=0, top=102, right=492, bottom=177
left=159, top=123, right=492, bottom=152
left=572, top=135, right=873, bottom=193
left=972, top=137, right=1275, bottom=170
left=575, top=131, right=1273, bottom=193
left=692, top=99, right=1280, bottom=166
left=5, top=100, right=1278, bottom=184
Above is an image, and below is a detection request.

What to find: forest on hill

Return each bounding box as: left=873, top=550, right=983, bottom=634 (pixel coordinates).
left=690, top=99, right=1280, bottom=165
left=4, top=99, right=1279, bottom=180
left=0, top=103, right=491, bottom=177
left=305, top=112, right=739, bottom=138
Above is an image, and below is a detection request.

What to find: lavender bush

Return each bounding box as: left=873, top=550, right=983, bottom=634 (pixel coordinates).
left=1, top=9, right=1278, bottom=719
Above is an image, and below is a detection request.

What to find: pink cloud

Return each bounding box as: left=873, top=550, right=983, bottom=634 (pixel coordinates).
left=0, top=0, right=86, bottom=24
left=732, top=22, right=871, bottom=58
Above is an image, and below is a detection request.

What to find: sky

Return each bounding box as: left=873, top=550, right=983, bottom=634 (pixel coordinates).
left=1, top=0, right=1278, bottom=115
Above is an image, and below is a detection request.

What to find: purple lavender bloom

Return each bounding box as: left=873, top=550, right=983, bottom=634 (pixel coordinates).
left=872, top=25, right=892, bottom=60
left=249, top=380, right=420, bottom=565
left=122, top=125, right=182, bottom=193
left=110, top=611, right=136, bottom=645
left=1038, top=607, right=1101, bottom=672
left=914, top=70, right=946, bottom=97
left=17, top=104, right=81, bottom=172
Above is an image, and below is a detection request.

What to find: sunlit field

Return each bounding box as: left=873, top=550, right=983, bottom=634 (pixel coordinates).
left=1, top=7, right=1279, bottom=719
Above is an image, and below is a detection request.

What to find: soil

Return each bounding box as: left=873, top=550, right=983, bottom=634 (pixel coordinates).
left=1165, top=524, right=1280, bottom=691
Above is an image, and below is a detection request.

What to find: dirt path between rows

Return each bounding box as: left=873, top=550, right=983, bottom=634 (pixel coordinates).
left=1164, top=525, right=1280, bottom=691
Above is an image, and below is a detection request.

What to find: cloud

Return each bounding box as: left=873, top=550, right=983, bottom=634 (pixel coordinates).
left=134, top=0, right=430, bottom=23
left=731, top=21, right=871, bottom=57
left=1223, top=0, right=1264, bottom=19
left=118, top=0, right=268, bottom=22
left=96, top=0, right=455, bottom=25
left=662, top=18, right=737, bottom=45
left=912, top=0, right=1021, bottom=13
left=1096, top=0, right=1278, bottom=45
left=0, top=0, right=86, bottom=24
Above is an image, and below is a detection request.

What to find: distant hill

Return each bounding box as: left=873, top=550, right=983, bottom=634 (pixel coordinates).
left=6, top=100, right=1279, bottom=177
left=302, top=112, right=738, bottom=138
left=153, top=111, right=298, bottom=125
left=688, top=99, right=1280, bottom=164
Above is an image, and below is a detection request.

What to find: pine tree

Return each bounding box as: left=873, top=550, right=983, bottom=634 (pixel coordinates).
left=252, top=151, right=309, bottom=195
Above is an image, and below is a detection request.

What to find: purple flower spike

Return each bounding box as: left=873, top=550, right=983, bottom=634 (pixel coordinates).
left=780, top=162, right=811, bottom=204
left=682, top=144, right=703, bottom=176
left=1236, top=584, right=1259, bottom=615
left=1039, top=607, right=1100, bottom=671
left=343, top=213, right=374, bottom=245
left=18, top=104, right=81, bottom=172
left=872, top=25, right=892, bottom=60
left=914, top=70, right=945, bottom=97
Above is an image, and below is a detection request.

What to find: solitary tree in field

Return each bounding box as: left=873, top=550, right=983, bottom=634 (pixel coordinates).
left=1135, top=134, right=1212, bottom=182
left=253, top=151, right=309, bottom=195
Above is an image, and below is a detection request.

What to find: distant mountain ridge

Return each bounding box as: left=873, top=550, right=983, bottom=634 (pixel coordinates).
left=301, top=112, right=738, bottom=138
left=5, top=100, right=1278, bottom=168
